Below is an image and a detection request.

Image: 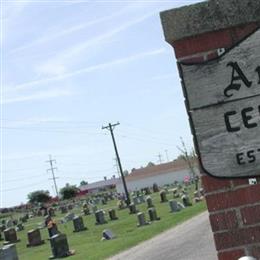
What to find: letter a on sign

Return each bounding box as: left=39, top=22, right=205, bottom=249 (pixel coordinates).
left=178, top=29, right=260, bottom=178
left=224, top=62, right=252, bottom=98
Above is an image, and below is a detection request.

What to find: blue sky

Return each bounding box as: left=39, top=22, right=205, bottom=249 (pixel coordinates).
left=1, top=0, right=201, bottom=207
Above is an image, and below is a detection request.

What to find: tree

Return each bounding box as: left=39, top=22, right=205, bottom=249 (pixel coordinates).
left=27, top=190, right=51, bottom=204
left=80, top=180, right=88, bottom=186
left=177, top=137, right=199, bottom=190
left=59, top=184, right=79, bottom=200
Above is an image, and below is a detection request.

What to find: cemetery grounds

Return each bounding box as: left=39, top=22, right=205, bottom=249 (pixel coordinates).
left=1, top=184, right=206, bottom=260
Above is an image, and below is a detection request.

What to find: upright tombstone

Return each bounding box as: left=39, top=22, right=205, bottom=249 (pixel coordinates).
left=129, top=203, right=138, bottom=214
left=182, top=195, right=192, bottom=207
left=145, top=196, right=154, bottom=208
left=137, top=212, right=150, bottom=227
left=108, top=209, right=118, bottom=221
left=3, top=228, right=20, bottom=245
left=148, top=208, right=160, bottom=221
left=72, top=216, right=87, bottom=232
left=152, top=183, right=159, bottom=192
left=0, top=244, right=19, bottom=260
left=15, top=223, right=24, bottom=232
left=82, top=203, right=90, bottom=216
left=49, top=233, right=74, bottom=259
left=91, top=205, right=98, bottom=214
left=48, top=208, right=55, bottom=217
left=60, top=206, right=68, bottom=214
left=132, top=196, right=139, bottom=205
left=160, top=1, right=260, bottom=258
left=138, top=195, right=145, bottom=203
left=27, top=229, right=44, bottom=247
left=95, top=210, right=107, bottom=225
left=160, top=190, right=168, bottom=203
left=169, top=200, right=181, bottom=213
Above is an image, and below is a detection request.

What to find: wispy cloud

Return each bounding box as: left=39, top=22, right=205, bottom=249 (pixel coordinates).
left=35, top=11, right=157, bottom=76
left=12, top=48, right=166, bottom=91
left=3, top=89, right=73, bottom=104
left=9, top=4, right=134, bottom=55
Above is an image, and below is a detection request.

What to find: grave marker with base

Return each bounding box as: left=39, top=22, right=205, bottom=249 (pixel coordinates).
left=0, top=244, right=19, bottom=260
left=146, top=196, right=154, bottom=208
left=148, top=208, right=160, bottom=221
left=160, top=190, right=168, bottom=203
left=169, top=200, right=181, bottom=213
left=73, top=216, right=87, bottom=232
left=3, top=228, right=20, bottom=245
left=108, top=209, right=118, bottom=221
left=27, top=229, right=44, bottom=247
left=49, top=233, right=75, bottom=259
left=95, top=210, right=107, bottom=225
left=137, top=212, right=150, bottom=227
left=129, top=203, right=138, bottom=214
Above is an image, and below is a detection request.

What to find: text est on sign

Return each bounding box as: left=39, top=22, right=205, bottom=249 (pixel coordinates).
left=179, top=29, right=260, bottom=178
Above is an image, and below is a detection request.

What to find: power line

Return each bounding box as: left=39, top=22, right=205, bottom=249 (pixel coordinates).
left=102, top=122, right=131, bottom=206
left=46, top=155, right=59, bottom=198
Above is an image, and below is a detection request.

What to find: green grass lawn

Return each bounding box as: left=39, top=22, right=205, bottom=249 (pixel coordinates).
left=2, top=186, right=206, bottom=260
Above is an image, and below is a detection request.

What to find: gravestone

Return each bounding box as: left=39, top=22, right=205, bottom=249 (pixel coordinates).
left=63, top=213, right=75, bottom=223
left=0, top=244, right=19, bottom=260
left=132, top=196, right=139, bottom=205
left=60, top=206, right=68, bottom=214
left=129, top=203, right=138, bottom=214
left=102, top=229, right=116, bottom=240
left=148, top=208, right=160, bottom=221
left=144, top=187, right=151, bottom=195
left=48, top=208, right=55, bottom=217
left=146, top=196, right=154, bottom=208
left=3, top=228, right=20, bottom=245
left=101, top=198, right=107, bottom=205
left=160, top=190, right=168, bottom=203
left=73, top=216, right=87, bottom=232
left=152, top=183, right=159, bottom=192
left=19, top=216, right=27, bottom=223
left=117, top=200, right=126, bottom=210
left=182, top=195, right=192, bottom=207
left=67, top=204, right=73, bottom=211
left=27, top=229, right=44, bottom=247
left=95, top=210, right=107, bottom=225
left=49, top=233, right=74, bottom=259
left=0, top=225, right=6, bottom=232
left=15, top=223, right=24, bottom=232
left=137, top=212, right=150, bottom=227
left=6, top=220, right=12, bottom=228
left=138, top=195, right=145, bottom=203
left=169, top=200, right=181, bottom=213
left=91, top=205, right=98, bottom=214
left=108, top=209, right=118, bottom=220
left=82, top=203, right=90, bottom=216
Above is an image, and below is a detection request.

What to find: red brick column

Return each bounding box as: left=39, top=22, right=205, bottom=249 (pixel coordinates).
left=160, top=1, right=260, bottom=259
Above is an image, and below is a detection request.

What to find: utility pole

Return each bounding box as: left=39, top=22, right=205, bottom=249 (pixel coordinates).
left=157, top=153, right=163, bottom=164
left=165, top=149, right=169, bottom=162
left=102, top=122, right=131, bottom=206
left=46, top=155, right=59, bottom=198
left=113, top=158, right=120, bottom=178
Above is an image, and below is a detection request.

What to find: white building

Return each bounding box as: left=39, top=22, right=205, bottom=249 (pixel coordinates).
left=116, top=160, right=198, bottom=193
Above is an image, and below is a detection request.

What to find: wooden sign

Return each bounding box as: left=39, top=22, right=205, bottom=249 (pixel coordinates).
left=179, top=29, right=260, bottom=178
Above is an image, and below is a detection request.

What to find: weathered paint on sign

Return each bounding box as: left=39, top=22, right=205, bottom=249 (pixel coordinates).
left=180, top=29, right=260, bottom=178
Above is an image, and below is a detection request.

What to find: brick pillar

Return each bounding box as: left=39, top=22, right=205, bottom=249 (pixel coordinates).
left=160, top=1, right=260, bottom=259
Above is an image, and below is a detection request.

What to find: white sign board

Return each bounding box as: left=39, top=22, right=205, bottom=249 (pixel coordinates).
left=179, top=29, right=260, bottom=178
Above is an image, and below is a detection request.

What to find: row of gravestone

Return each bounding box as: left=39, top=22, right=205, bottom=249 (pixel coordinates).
left=0, top=190, right=198, bottom=259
